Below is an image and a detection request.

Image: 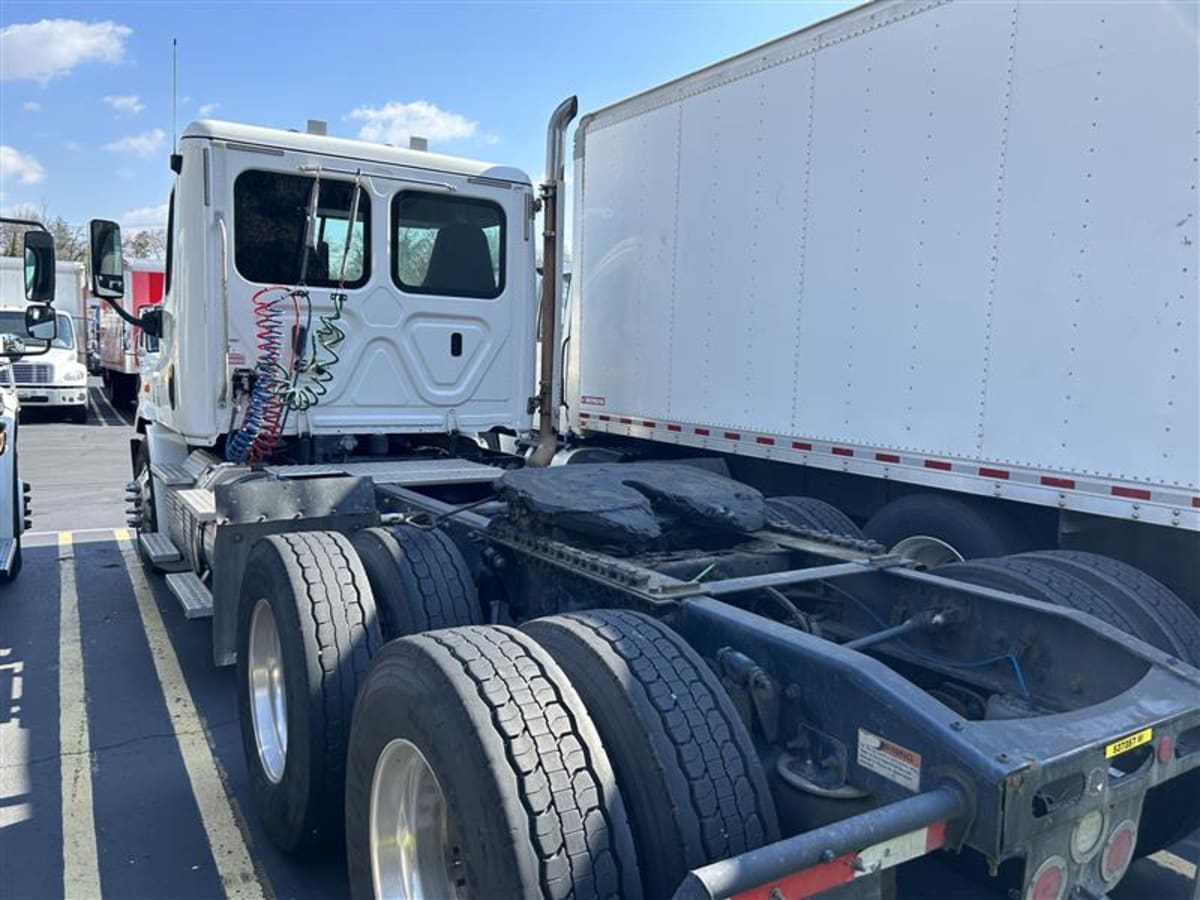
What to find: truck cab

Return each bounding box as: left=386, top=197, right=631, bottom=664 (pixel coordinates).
left=130, top=120, right=538, bottom=463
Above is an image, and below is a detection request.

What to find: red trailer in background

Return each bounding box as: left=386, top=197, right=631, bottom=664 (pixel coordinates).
left=99, top=262, right=163, bottom=407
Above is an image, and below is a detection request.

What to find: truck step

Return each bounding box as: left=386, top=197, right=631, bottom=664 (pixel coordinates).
left=164, top=572, right=213, bottom=619
left=139, top=531, right=183, bottom=565
left=267, top=458, right=504, bottom=487
left=175, top=488, right=217, bottom=523
left=182, top=450, right=222, bottom=480
left=149, top=462, right=195, bottom=487
left=0, top=538, right=16, bottom=576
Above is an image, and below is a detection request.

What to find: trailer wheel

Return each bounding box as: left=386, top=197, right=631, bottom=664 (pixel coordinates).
left=524, top=610, right=779, bottom=898
left=766, top=496, right=863, bottom=539
left=237, top=531, right=382, bottom=853
left=865, top=494, right=1030, bottom=567
left=344, top=626, right=640, bottom=900
left=349, top=525, right=481, bottom=640
left=937, top=554, right=1200, bottom=856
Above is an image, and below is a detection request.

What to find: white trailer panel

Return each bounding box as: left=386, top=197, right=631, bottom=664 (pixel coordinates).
left=568, top=0, right=1199, bottom=526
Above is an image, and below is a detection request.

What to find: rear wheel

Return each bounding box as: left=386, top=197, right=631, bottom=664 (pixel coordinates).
left=524, top=610, right=779, bottom=899
left=766, top=496, right=863, bottom=539
left=237, top=531, right=382, bottom=852
left=865, top=494, right=1031, bottom=567
left=937, top=553, right=1200, bottom=856
left=345, top=626, right=641, bottom=900
left=349, top=525, right=481, bottom=640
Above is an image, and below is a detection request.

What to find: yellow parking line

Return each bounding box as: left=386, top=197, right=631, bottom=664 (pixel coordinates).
left=1149, top=849, right=1198, bottom=879
left=58, top=531, right=102, bottom=898
left=113, top=530, right=264, bottom=899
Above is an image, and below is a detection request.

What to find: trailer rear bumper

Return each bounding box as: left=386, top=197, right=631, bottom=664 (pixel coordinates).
left=673, top=785, right=968, bottom=900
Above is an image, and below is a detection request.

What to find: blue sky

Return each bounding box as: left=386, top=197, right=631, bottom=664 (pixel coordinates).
left=1, top=1, right=855, bottom=231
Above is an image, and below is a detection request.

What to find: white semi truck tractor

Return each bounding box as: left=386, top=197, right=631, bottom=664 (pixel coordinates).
left=82, top=3, right=1200, bottom=899
left=0, top=220, right=68, bottom=578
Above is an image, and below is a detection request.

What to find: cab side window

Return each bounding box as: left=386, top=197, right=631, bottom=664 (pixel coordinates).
left=392, top=192, right=504, bottom=299
left=233, top=170, right=370, bottom=288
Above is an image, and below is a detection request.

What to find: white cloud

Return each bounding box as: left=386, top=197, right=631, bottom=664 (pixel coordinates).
left=103, top=94, right=144, bottom=115
left=120, top=203, right=168, bottom=229
left=63, top=140, right=82, bottom=152
left=349, top=100, right=477, bottom=146
left=0, top=146, right=45, bottom=184
left=104, top=128, right=166, bottom=157
left=1, top=19, right=131, bottom=84
left=22, top=101, right=40, bottom=112
left=197, top=102, right=219, bottom=117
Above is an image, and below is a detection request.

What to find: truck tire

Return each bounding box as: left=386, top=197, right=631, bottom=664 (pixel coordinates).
left=524, top=610, right=779, bottom=899
left=344, top=626, right=641, bottom=900
left=865, top=494, right=1031, bottom=567
left=237, top=531, right=382, bottom=853
left=1017, top=550, right=1200, bottom=665
left=766, top=496, right=863, bottom=539
left=69, top=405, right=87, bottom=425
left=936, top=554, right=1200, bottom=856
left=349, top=525, right=482, bottom=640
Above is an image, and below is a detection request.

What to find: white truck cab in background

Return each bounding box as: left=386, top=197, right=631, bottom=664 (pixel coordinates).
left=0, top=257, right=89, bottom=422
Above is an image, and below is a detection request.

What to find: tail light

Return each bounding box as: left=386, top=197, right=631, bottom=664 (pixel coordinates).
left=1026, top=856, right=1067, bottom=900
left=1100, top=819, right=1137, bottom=885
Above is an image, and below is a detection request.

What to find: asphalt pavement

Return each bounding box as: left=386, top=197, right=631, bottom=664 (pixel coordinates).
left=0, top=380, right=1195, bottom=899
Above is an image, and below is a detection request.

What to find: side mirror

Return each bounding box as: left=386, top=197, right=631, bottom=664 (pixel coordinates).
left=23, top=231, right=56, bottom=303
left=88, top=219, right=125, bottom=299
left=140, top=306, right=164, bottom=340
left=25, top=305, right=57, bottom=343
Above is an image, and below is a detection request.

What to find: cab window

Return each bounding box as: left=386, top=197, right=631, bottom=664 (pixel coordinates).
left=233, top=170, right=370, bottom=287
left=392, top=192, right=504, bottom=299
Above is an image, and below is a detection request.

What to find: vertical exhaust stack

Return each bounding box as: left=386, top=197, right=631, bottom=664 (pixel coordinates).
left=528, top=96, right=578, bottom=467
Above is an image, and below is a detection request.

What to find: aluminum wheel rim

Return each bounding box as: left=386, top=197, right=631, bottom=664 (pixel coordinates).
left=370, top=738, right=459, bottom=900
left=248, top=599, right=288, bottom=784
left=890, top=534, right=964, bottom=568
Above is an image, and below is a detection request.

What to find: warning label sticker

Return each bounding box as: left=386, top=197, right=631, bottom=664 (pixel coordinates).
left=858, top=729, right=922, bottom=792
left=581, top=395, right=606, bottom=407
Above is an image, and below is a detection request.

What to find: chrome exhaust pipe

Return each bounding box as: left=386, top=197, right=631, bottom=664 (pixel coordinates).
left=528, top=95, right=578, bottom=468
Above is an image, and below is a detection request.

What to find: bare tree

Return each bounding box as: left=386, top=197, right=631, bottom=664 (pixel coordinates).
left=0, top=204, right=87, bottom=262
left=126, top=229, right=167, bottom=261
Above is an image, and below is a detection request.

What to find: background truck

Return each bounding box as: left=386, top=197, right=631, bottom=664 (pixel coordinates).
left=83, top=2, right=1200, bottom=899
left=0, top=221, right=65, bottom=577
left=565, top=0, right=1199, bottom=613
left=99, top=261, right=164, bottom=407
left=0, top=257, right=89, bottom=422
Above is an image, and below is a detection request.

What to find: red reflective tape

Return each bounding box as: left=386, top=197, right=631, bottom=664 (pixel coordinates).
left=792, top=441, right=813, bottom=451
left=725, top=431, right=742, bottom=441
left=1041, top=476, right=1075, bottom=490
left=756, top=436, right=776, bottom=446
left=979, top=467, right=1009, bottom=480
left=1194, top=497, right=1200, bottom=509
left=1111, top=486, right=1151, bottom=501
left=667, top=424, right=682, bottom=432
left=619, top=417, right=633, bottom=425
left=832, top=447, right=854, bottom=457
left=695, top=427, right=710, bottom=436
left=578, top=412, right=590, bottom=419
left=924, top=459, right=952, bottom=471
left=732, top=853, right=856, bottom=900
left=926, top=821, right=948, bottom=852
left=598, top=414, right=611, bottom=422
left=876, top=453, right=900, bottom=464
left=642, top=420, right=657, bottom=428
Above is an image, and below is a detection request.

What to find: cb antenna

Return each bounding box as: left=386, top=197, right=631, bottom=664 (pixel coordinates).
left=169, top=39, right=182, bottom=174
left=171, top=38, right=178, bottom=150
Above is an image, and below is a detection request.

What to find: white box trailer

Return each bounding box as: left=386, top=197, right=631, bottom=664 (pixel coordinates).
left=565, top=0, right=1199, bottom=603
